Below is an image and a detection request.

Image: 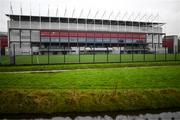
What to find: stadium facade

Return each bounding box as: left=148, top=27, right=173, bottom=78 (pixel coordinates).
left=7, top=14, right=166, bottom=56
left=162, top=35, right=178, bottom=54
left=0, top=32, right=8, bottom=56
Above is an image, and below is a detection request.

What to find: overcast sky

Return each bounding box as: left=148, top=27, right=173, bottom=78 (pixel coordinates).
left=0, top=0, right=180, bottom=36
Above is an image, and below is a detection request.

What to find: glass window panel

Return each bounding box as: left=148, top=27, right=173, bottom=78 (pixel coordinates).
left=31, top=31, right=40, bottom=42
left=21, top=30, right=30, bottom=42
left=10, top=30, right=20, bottom=42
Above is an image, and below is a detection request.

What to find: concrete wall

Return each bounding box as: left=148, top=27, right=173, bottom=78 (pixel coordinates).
left=8, top=21, right=162, bottom=34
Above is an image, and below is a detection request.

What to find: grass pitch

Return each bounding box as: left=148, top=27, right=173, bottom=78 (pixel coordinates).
left=0, top=62, right=180, bottom=113
left=1, top=53, right=180, bottom=65
left=0, top=65, right=180, bottom=89
left=0, top=65, right=180, bottom=113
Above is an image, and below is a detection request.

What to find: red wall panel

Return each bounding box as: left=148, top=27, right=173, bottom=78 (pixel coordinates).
left=40, top=30, right=146, bottom=40
left=0, top=36, right=8, bottom=48
left=162, top=39, right=173, bottom=48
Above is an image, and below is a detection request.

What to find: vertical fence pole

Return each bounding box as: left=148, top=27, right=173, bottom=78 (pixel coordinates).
left=93, top=45, right=95, bottom=63
left=31, top=45, right=33, bottom=64
left=119, top=46, right=121, bottom=62
left=30, top=30, right=33, bottom=64
left=8, top=30, right=11, bottom=65
left=49, top=31, right=51, bottom=64
left=59, top=31, right=61, bottom=63
left=13, top=44, right=16, bottom=65
left=107, top=46, right=109, bottom=62
left=143, top=44, right=145, bottom=62
left=0, top=40, right=1, bottom=65
left=158, top=34, right=160, bottom=48
left=175, top=46, right=177, bottom=61
left=64, top=46, right=65, bottom=63
left=154, top=44, right=156, bottom=61
left=79, top=46, right=80, bottom=63
left=20, top=30, right=22, bottom=48
left=48, top=46, right=49, bottom=64
left=145, top=33, right=148, bottom=61
left=131, top=33, right=133, bottom=62
left=152, top=33, right=154, bottom=48
left=165, top=46, right=167, bottom=61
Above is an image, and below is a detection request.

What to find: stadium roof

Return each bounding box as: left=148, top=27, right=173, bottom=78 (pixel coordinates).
left=6, top=14, right=165, bottom=27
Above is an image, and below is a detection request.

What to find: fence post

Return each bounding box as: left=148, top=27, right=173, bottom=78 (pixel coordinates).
left=79, top=46, right=80, bottom=63
left=31, top=45, right=33, bottom=64
left=0, top=41, right=1, bottom=65
left=107, top=46, right=109, bottom=62
left=10, top=44, right=16, bottom=65
left=14, top=44, right=16, bottom=65
left=48, top=46, right=50, bottom=64
left=175, top=46, right=177, bottom=61
left=64, top=46, right=65, bottom=63
left=93, top=46, right=95, bottom=63
left=143, top=44, right=145, bottom=62
left=119, top=46, right=121, bottom=63
left=154, top=44, right=156, bottom=61
left=165, top=47, right=167, bottom=61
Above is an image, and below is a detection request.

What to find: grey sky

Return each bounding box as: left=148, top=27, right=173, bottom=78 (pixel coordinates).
left=0, top=0, right=180, bottom=36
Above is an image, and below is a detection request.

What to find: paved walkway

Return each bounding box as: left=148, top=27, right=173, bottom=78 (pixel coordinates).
left=0, top=69, right=69, bottom=74
left=0, top=65, right=176, bottom=74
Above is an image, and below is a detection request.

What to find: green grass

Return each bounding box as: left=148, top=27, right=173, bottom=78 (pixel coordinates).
left=1, top=54, right=180, bottom=65
left=0, top=65, right=180, bottom=89
left=0, top=61, right=180, bottom=72
left=0, top=65, right=180, bottom=113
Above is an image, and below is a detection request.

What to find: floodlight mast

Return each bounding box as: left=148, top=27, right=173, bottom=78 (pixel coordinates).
left=9, top=1, right=13, bottom=48
left=19, top=2, right=22, bottom=29
left=19, top=2, right=23, bottom=48
left=10, top=1, right=13, bottom=15
left=30, top=1, right=32, bottom=29
left=39, top=4, right=41, bottom=29
left=9, top=1, right=13, bottom=50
